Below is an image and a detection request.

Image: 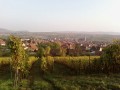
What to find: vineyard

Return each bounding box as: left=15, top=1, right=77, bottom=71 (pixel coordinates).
left=1, top=56, right=120, bottom=90
left=54, top=56, right=100, bottom=66
left=0, top=57, right=11, bottom=65
left=0, top=55, right=119, bottom=75
left=54, top=56, right=100, bottom=74
left=0, top=57, right=38, bottom=69
left=0, top=56, right=99, bottom=69
left=0, top=56, right=116, bottom=75
left=0, top=56, right=101, bottom=75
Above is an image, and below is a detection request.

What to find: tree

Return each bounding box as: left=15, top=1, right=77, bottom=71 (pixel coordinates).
left=101, top=40, right=120, bottom=73
left=45, top=46, right=51, bottom=56
left=36, top=46, right=45, bottom=58
left=9, top=35, right=29, bottom=88
left=50, top=42, right=61, bottom=49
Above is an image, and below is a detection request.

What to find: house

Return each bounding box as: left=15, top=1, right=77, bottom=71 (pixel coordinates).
left=29, top=43, right=38, bottom=52
left=0, top=39, right=6, bottom=46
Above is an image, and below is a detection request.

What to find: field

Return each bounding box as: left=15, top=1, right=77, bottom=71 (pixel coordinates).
left=0, top=56, right=120, bottom=90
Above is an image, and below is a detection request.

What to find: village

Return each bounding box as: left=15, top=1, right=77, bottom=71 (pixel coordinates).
left=0, top=36, right=108, bottom=57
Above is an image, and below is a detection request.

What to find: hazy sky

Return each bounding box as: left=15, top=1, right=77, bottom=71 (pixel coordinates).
left=0, top=0, right=120, bottom=32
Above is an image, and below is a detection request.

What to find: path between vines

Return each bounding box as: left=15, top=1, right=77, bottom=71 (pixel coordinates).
left=30, top=59, right=73, bottom=90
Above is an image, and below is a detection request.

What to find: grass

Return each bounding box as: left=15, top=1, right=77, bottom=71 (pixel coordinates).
left=1, top=73, right=120, bottom=90
left=44, top=74, right=120, bottom=90
left=0, top=67, right=13, bottom=90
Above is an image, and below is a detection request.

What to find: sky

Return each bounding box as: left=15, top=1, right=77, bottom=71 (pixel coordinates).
left=0, top=0, right=120, bottom=32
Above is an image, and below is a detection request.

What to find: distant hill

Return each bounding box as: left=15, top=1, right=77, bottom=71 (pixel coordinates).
left=0, top=28, right=12, bottom=33
left=0, top=28, right=120, bottom=35
left=57, top=31, right=120, bottom=35
left=0, top=28, right=29, bottom=34
left=84, top=32, right=120, bottom=35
